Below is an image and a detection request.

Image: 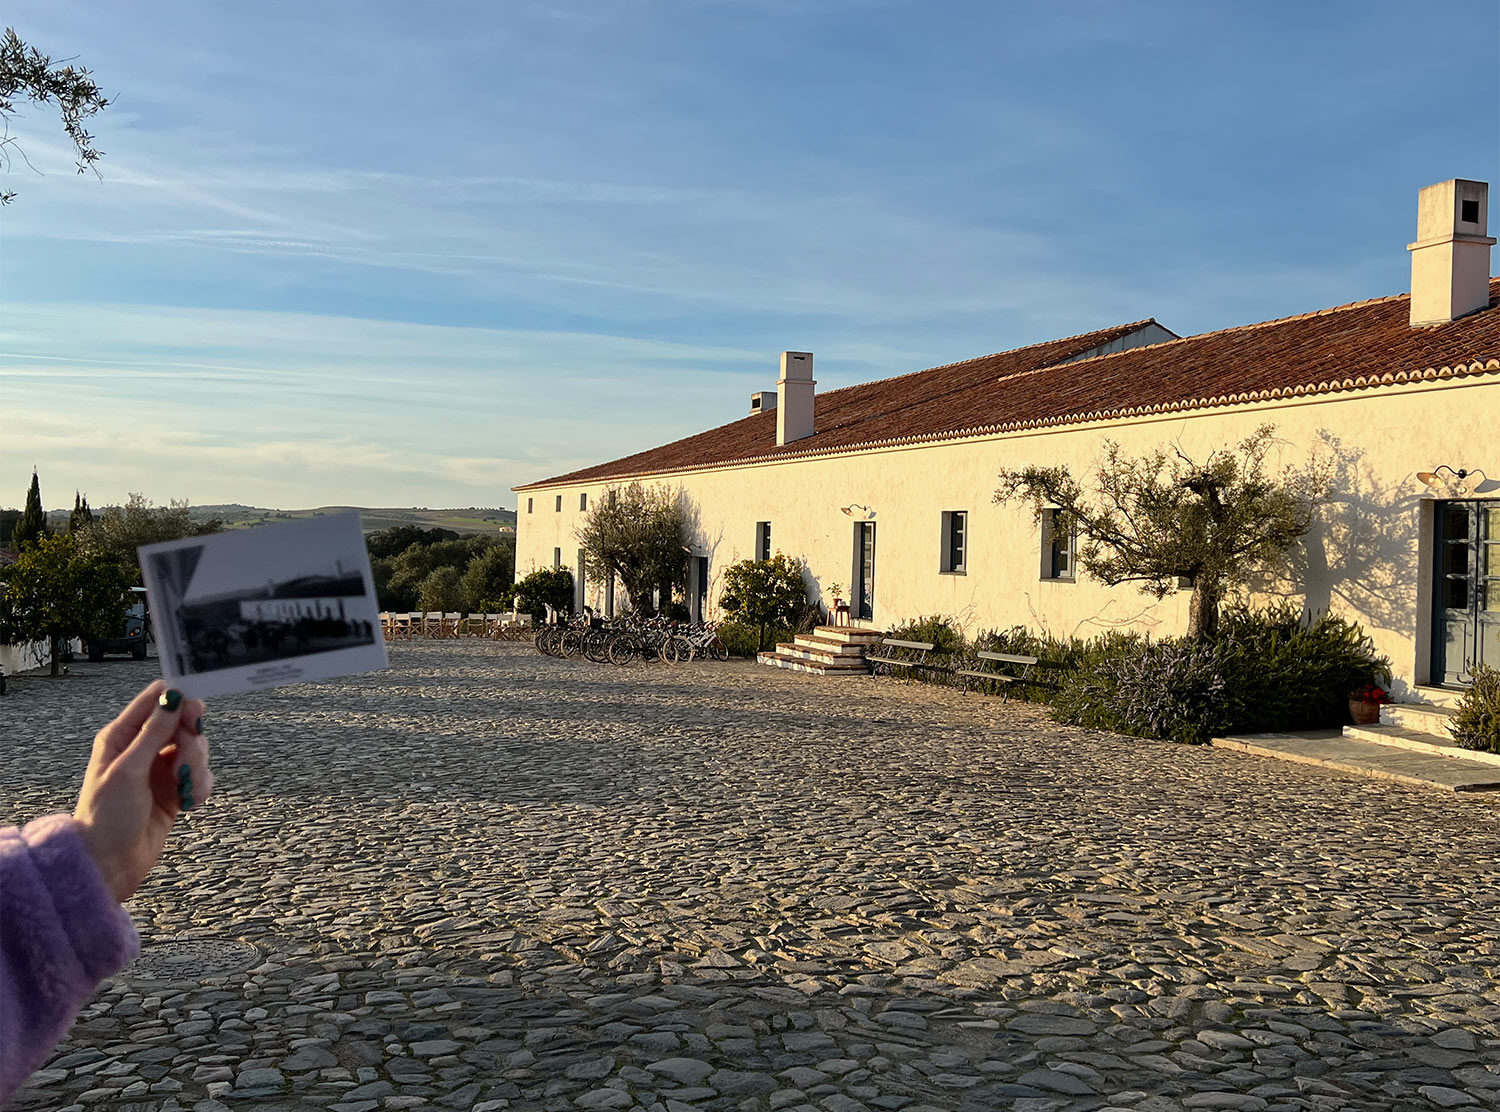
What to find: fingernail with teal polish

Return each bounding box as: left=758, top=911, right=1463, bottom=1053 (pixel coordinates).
left=159, top=689, right=182, bottom=712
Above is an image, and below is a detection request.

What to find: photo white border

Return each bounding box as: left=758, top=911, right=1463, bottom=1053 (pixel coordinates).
left=138, top=512, right=388, bottom=699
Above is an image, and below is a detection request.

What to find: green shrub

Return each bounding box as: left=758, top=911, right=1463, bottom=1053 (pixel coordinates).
left=1452, top=666, right=1500, bottom=754
left=511, top=567, right=575, bottom=622
left=720, top=554, right=808, bottom=648
left=1214, top=603, right=1389, bottom=731
left=1059, top=637, right=1230, bottom=744
left=717, top=620, right=793, bottom=658
left=882, top=615, right=967, bottom=685
left=887, top=614, right=966, bottom=655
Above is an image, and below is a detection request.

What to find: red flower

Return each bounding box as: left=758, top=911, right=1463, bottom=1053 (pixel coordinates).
left=1351, top=683, right=1389, bottom=704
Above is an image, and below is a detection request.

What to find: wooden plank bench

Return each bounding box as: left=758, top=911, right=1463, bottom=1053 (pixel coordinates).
left=867, top=638, right=952, bottom=682
left=956, top=651, right=1064, bottom=699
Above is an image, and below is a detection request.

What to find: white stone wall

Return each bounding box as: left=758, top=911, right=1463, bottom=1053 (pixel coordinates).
left=2, top=640, right=56, bottom=676
left=516, top=376, right=1500, bottom=692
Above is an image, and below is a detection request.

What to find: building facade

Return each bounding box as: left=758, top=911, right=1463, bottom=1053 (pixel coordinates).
left=516, top=180, right=1499, bottom=698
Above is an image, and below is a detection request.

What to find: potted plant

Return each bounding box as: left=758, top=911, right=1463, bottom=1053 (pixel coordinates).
left=825, top=582, right=846, bottom=625
left=1348, top=682, right=1389, bottom=726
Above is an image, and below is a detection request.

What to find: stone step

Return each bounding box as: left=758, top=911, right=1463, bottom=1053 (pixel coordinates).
left=771, top=644, right=871, bottom=668
left=812, top=625, right=885, bottom=644
left=1211, top=730, right=1500, bottom=792
left=1382, top=702, right=1455, bottom=737
left=756, top=650, right=871, bottom=676
left=1342, top=722, right=1500, bottom=768
left=1412, top=684, right=1464, bottom=710
left=788, top=635, right=869, bottom=656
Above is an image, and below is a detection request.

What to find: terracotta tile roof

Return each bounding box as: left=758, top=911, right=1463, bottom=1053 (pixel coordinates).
left=516, top=279, right=1500, bottom=490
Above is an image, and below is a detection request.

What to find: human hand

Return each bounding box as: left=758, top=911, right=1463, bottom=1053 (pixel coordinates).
left=72, top=681, right=213, bottom=904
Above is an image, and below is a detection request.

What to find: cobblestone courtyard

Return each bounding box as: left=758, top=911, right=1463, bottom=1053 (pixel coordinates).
left=3, top=641, right=1498, bottom=1112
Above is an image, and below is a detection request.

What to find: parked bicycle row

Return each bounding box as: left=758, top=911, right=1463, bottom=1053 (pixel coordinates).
left=533, top=611, right=729, bottom=665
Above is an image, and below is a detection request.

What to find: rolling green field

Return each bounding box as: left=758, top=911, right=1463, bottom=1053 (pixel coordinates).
left=193, top=505, right=516, bottom=535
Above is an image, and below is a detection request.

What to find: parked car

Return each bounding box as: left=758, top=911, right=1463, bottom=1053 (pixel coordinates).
left=87, top=587, right=152, bottom=662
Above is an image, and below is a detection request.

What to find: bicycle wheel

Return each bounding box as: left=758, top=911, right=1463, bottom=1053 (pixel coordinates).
left=709, top=636, right=728, bottom=662
left=584, top=631, right=609, bottom=664
left=561, top=629, right=585, bottom=658
left=607, top=635, right=637, bottom=666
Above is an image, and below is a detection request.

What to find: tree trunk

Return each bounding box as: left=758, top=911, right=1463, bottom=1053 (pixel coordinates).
left=1186, top=578, right=1222, bottom=641
left=49, top=635, right=61, bottom=676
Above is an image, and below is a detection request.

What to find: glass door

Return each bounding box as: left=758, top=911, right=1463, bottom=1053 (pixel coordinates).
left=1434, top=501, right=1500, bottom=685
left=854, top=522, right=876, bottom=622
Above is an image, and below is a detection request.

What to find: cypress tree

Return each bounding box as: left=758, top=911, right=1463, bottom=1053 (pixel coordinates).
left=69, top=490, right=94, bottom=533
left=13, top=471, right=50, bottom=551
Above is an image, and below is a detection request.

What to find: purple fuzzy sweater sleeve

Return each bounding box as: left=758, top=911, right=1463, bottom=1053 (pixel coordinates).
left=0, top=815, right=139, bottom=1105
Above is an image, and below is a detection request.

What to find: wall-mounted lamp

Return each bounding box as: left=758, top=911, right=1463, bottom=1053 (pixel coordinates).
left=840, top=504, right=875, bottom=519
left=1416, top=466, right=1488, bottom=494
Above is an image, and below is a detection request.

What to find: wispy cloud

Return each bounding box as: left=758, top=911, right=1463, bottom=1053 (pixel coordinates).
left=3, top=0, right=1494, bottom=511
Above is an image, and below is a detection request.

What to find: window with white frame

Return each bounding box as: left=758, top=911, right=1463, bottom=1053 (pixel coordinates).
left=526, top=497, right=533, bottom=514
left=756, top=521, right=772, bottom=561
left=940, top=511, right=967, bottom=573
left=555, top=494, right=562, bottom=512
left=1041, top=508, right=1075, bottom=581
left=553, top=547, right=562, bottom=569
left=580, top=492, right=588, bottom=511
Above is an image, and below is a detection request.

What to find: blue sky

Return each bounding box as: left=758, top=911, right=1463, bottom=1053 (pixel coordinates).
left=2, top=0, right=1496, bottom=510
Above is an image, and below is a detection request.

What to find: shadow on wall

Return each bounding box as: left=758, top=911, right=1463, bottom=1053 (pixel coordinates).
left=1248, top=431, right=1420, bottom=672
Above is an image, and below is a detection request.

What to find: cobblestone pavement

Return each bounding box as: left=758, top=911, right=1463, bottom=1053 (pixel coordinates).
left=2, top=641, right=1498, bottom=1112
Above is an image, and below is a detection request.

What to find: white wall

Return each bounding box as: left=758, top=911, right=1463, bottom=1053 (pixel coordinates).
left=516, top=376, right=1500, bottom=692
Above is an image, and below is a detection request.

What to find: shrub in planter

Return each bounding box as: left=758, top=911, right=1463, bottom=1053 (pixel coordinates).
left=1451, top=666, right=1500, bottom=754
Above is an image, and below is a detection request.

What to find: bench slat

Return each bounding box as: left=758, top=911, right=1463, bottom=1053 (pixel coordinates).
left=976, top=651, right=1039, bottom=665
left=879, top=639, right=935, bottom=651
left=955, top=669, right=1015, bottom=681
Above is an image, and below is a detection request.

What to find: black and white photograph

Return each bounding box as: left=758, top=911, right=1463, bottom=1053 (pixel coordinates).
left=138, top=512, right=387, bottom=698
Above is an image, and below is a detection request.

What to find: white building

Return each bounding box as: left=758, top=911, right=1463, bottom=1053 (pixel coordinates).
left=516, top=179, right=1499, bottom=698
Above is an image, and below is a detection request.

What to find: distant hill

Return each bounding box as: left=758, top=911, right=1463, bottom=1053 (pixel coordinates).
left=39, top=505, right=516, bottom=536
left=199, top=505, right=516, bottom=535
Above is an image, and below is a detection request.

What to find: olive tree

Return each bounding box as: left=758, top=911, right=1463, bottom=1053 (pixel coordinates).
left=1, top=27, right=110, bottom=203
left=995, top=425, right=1325, bottom=640
left=79, top=494, right=222, bottom=584
left=576, top=483, right=690, bottom=616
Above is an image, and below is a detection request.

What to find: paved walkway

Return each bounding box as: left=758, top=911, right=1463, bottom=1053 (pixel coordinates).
left=2, top=642, right=1497, bottom=1112
left=1211, top=731, right=1500, bottom=793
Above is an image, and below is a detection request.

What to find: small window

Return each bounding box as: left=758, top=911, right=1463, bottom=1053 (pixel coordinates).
left=1177, top=574, right=1195, bottom=590
left=555, top=495, right=563, bottom=512
left=756, top=521, right=772, bottom=561
left=608, top=489, right=618, bottom=507
left=580, top=492, right=588, bottom=511
left=527, top=497, right=533, bottom=514
left=553, top=547, right=562, bottom=569
left=940, top=511, right=967, bottom=573
left=1461, top=198, right=1480, bottom=224
left=1041, top=509, right=1075, bottom=581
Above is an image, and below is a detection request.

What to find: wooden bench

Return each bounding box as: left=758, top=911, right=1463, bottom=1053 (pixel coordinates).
left=867, top=638, right=952, bottom=682
left=956, top=651, right=1064, bottom=699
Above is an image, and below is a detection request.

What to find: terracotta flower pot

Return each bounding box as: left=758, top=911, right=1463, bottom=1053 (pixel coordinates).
left=1348, top=698, right=1381, bottom=726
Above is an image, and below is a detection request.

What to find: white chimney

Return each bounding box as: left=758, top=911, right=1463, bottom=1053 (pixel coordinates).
left=1409, top=178, right=1494, bottom=327
left=749, top=390, right=777, bottom=416
left=776, top=351, right=814, bottom=445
